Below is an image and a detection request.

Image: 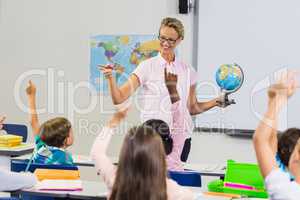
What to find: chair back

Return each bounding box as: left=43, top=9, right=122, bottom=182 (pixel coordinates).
left=11, top=159, right=78, bottom=173
left=2, top=124, right=28, bottom=142
left=168, top=170, right=201, bottom=187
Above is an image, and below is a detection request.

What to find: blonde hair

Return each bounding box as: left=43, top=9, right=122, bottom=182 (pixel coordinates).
left=160, top=17, right=184, bottom=39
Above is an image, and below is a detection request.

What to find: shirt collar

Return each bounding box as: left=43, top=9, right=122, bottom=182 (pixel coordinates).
left=158, top=52, right=180, bottom=67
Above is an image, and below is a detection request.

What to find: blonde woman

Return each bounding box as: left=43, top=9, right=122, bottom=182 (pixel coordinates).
left=101, top=17, right=220, bottom=162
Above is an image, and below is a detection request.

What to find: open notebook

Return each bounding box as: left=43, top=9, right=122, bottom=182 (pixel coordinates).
left=35, top=180, right=83, bottom=191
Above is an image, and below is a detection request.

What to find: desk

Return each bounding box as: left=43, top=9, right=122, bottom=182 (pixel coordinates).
left=14, top=181, right=107, bottom=200
left=71, top=156, right=226, bottom=177
left=0, top=143, right=34, bottom=170
left=72, top=155, right=119, bottom=167
left=15, top=181, right=267, bottom=200
left=184, top=163, right=226, bottom=177
left=12, top=154, right=119, bottom=167
left=14, top=154, right=225, bottom=177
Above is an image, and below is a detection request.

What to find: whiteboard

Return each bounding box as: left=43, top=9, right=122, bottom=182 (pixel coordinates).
left=195, top=0, right=300, bottom=130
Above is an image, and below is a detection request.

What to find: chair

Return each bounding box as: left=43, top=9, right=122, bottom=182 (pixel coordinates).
left=168, top=170, right=202, bottom=187
left=2, top=124, right=28, bottom=142
left=11, top=159, right=78, bottom=173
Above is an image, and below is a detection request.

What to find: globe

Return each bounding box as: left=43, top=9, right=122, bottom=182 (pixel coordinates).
left=215, top=64, right=244, bottom=93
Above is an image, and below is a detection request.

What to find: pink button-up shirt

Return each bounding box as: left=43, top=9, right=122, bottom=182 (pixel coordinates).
left=133, top=54, right=197, bottom=134
left=167, top=101, right=187, bottom=171
left=133, top=54, right=197, bottom=168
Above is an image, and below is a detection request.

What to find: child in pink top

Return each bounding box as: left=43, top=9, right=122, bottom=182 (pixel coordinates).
left=90, top=107, right=199, bottom=200
left=143, top=70, right=187, bottom=171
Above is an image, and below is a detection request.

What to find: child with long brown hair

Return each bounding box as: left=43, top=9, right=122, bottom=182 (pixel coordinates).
left=90, top=107, right=197, bottom=200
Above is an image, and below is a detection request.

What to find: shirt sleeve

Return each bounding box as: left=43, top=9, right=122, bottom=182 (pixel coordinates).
left=265, top=169, right=300, bottom=200
left=0, top=169, right=37, bottom=191
left=132, top=61, right=149, bottom=86
left=90, top=126, right=116, bottom=190
left=188, top=66, right=198, bottom=86
left=34, top=135, right=45, bottom=151
left=167, top=179, right=198, bottom=200
left=167, top=101, right=185, bottom=171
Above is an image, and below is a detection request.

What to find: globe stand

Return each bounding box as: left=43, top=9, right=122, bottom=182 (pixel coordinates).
left=217, top=91, right=236, bottom=108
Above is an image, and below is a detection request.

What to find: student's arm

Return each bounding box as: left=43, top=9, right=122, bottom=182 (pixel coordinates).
left=253, top=101, right=280, bottom=178
left=26, top=81, right=40, bottom=136
left=90, top=108, right=129, bottom=188
left=165, top=68, right=184, bottom=170
left=100, top=65, right=140, bottom=104
left=269, top=124, right=278, bottom=155
left=187, top=85, right=220, bottom=115
left=0, top=169, right=37, bottom=191
left=253, top=71, right=297, bottom=178
left=0, top=116, right=6, bottom=130
left=164, top=68, right=180, bottom=104
left=167, top=179, right=198, bottom=200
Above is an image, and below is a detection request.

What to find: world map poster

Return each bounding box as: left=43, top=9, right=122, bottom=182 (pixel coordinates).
left=90, top=35, right=160, bottom=93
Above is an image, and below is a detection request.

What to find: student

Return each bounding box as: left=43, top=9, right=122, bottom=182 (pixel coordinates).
left=253, top=71, right=300, bottom=199
left=143, top=69, right=186, bottom=171
left=90, top=108, right=199, bottom=200
left=26, top=81, right=74, bottom=165
left=276, top=128, right=300, bottom=179
left=143, top=119, right=183, bottom=171
left=0, top=116, right=37, bottom=191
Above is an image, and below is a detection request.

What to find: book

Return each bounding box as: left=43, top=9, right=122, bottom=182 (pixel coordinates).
left=35, top=179, right=83, bottom=191
left=0, top=134, right=22, bottom=147
left=34, top=169, right=80, bottom=181
left=224, top=182, right=259, bottom=191
left=203, top=191, right=241, bottom=198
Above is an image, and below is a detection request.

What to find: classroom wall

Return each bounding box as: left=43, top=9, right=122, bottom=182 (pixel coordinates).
left=195, top=0, right=300, bottom=130
left=0, top=0, right=256, bottom=169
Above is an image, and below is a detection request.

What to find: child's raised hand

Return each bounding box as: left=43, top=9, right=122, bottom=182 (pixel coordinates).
left=0, top=116, right=6, bottom=129
left=268, top=70, right=298, bottom=109
left=114, top=107, right=129, bottom=120
left=108, top=106, right=130, bottom=128
left=164, top=68, right=178, bottom=93
left=26, top=80, right=36, bottom=97
left=98, top=64, right=114, bottom=79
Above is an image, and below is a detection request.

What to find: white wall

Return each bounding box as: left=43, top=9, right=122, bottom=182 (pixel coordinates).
left=0, top=0, right=256, bottom=171
left=0, top=0, right=196, bottom=153
left=196, top=0, right=300, bottom=130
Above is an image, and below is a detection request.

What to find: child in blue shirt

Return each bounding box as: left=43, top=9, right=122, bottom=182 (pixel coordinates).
left=275, top=128, right=300, bottom=180
left=26, top=81, right=74, bottom=165
left=253, top=71, right=300, bottom=200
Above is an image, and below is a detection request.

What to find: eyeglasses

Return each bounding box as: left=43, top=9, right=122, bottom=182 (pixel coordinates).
left=158, top=35, right=180, bottom=45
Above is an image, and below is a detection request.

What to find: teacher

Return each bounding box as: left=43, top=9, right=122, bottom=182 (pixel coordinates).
left=101, top=17, right=220, bottom=162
